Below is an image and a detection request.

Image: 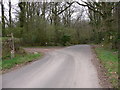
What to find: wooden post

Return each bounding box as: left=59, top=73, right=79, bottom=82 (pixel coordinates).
left=11, top=33, right=15, bottom=59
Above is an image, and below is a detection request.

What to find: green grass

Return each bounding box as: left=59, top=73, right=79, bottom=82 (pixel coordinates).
left=0, top=37, right=10, bottom=42
left=0, top=37, right=20, bottom=42
left=95, top=46, right=118, bottom=88
left=0, top=53, right=42, bottom=70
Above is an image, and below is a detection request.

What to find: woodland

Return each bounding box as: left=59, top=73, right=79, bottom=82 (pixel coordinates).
left=1, top=0, right=120, bottom=53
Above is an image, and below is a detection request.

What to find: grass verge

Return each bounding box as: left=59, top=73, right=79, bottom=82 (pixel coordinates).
left=0, top=53, right=42, bottom=71
left=95, top=46, right=118, bottom=88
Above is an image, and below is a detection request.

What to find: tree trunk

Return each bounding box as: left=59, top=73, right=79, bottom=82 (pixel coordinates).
left=9, top=0, right=12, bottom=28
left=18, top=2, right=26, bottom=36
left=1, top=0, right=5, bottom=36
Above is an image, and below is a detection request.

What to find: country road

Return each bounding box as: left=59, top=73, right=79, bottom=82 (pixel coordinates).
left=2, top=45, right=101, bottom=88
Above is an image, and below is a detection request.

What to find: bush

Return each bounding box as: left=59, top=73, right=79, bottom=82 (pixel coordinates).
left=5, top=27, right=23, bottom=38
left=61, top=34, right=71, bottom=46
left=2, top=37, right=25, bottom=60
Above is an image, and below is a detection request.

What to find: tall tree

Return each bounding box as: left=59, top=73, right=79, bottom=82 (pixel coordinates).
left=9, top=0, right=12, bottom=28
left=1, top=0, right=5, bottom=36
left=18, top=2, right=26, bottom=36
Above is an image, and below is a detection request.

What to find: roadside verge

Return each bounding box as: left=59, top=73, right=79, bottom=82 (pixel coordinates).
left=91, top=45, right=118, bottom=88
left=0, top=53, right=43, bottom=74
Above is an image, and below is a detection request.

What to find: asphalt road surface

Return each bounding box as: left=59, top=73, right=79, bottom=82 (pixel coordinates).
left=2, top=45, right=101, bottom=88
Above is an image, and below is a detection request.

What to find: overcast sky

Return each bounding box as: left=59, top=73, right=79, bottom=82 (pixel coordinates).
left=0, top=0, right=19, bottom=21
left=0, top=0, right=90, bottom=22
left=0, top=0, right=119, bottom=23
left=1, top=0, right=119, bottom=23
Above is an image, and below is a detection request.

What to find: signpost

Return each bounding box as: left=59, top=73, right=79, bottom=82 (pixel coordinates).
left=7, top=33, right=15, bottom=59
left=11, top=33, right=15, bottom=59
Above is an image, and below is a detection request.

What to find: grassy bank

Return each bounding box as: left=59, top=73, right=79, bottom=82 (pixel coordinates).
left=0, top=53, right=42, bottom=70
left=95, top=46, right=118, bottom=88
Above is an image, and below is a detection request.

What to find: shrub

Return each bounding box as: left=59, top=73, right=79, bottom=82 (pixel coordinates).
left=61, top=34, right=71, bottom=46
left=2, top=37, right=25, bottom=60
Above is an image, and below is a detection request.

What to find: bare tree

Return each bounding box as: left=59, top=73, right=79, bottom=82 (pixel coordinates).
left=9, top=0, right=12, bottom=28
left=1, top=0, right=5, bottom=36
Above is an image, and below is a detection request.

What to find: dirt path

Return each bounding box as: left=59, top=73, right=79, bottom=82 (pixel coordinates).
left=24, top=47, right=64, bottom=53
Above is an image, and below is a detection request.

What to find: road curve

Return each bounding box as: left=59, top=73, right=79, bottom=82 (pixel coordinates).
left=2, top=45, right=101, bottom=88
